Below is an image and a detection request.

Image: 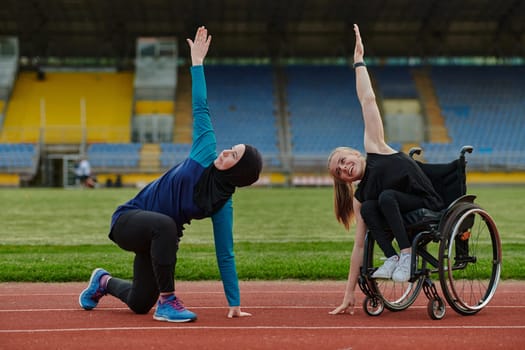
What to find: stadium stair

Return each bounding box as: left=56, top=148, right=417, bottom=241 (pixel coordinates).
left=139, top=143, right=160, bottom=171
left=412, top=68, right=450, bottom=143
left=173, top=66, right=193, bottom=144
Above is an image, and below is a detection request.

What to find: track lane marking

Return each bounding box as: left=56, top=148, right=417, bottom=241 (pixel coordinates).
left=1, top=304, right=524, bottom=312
left=2, top=325, right=525, bottom=334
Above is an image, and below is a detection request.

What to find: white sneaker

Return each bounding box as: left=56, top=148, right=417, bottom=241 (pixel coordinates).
left=371, top=255, right=399, bottom=279
left=392, top=253, right=412, bottom=282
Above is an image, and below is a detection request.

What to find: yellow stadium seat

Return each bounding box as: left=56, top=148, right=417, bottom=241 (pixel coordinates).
left=2, top=72, right=134, bottom=143
left=135, top=100, right=175, bottom=114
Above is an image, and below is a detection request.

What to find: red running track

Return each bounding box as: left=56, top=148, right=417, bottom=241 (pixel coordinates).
left=1, top=281, right=524, bottom=349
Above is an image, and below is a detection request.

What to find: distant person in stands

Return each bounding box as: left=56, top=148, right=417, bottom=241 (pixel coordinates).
left=79, top=26, right=262, bottom=323
left=328, top=24, right=443, bottom=315
left=75, top=157, right=95, bottom=188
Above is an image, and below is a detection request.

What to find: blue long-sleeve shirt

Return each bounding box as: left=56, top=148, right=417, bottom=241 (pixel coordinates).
left=111, top=65, right=240, bottom=306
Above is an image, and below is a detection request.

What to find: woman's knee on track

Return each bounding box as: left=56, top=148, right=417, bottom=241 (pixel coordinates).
left=129, top=303, right=154, bottom=314
left=128, top=295, right=158, bottom=314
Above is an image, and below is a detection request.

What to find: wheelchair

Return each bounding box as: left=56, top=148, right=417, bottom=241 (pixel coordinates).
left=358, top=146, right=502, bottom=320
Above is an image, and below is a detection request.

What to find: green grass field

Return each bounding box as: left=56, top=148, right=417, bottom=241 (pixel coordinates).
left=1, top=186, right=524, bottom=282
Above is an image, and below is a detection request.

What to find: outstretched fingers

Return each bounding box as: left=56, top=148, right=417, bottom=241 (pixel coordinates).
left=228, top=306, right=252, bottom=318
left=353, top=23, right=361, bottom=40
left=329, top=303, right=355, bottom=315
left=353, top=23, right=364, bottom=62
left=195, top=26, right=211, bottom=45
left=187, top=26, right=210, bottom=45
left=187, top=26, right=212, bottom=65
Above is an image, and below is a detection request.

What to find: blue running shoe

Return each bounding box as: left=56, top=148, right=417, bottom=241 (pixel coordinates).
left=153, top=295, right=197, bottom=323
left=79, top=268, right=110, bottom=310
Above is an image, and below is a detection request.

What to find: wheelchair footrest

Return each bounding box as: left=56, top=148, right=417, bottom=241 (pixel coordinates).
left=422, top=277, right=441, bottom=301
left=358, top=275, right=375, bottom=298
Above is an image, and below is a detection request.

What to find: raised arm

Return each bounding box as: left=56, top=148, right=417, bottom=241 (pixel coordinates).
left=187, top=26, right=216, bottom=165
left=353, top=24, right=395, bottom=155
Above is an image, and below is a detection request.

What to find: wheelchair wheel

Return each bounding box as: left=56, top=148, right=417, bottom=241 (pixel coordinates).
left=364, top=235, right=425, bottom=312
left=439, top=203, right=502, bottom=316
left=427, top=297, right=446, bottom=320
left=363, top=296, right=384, bottom=316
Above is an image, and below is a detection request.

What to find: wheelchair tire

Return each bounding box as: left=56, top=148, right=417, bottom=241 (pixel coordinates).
left=427, top=297, right=446, bottom=320
left=438, top=202, right=502, bottom=316
left=364, top=234, right=425, bottom=312
left=363, top=296, right=384, bottom=316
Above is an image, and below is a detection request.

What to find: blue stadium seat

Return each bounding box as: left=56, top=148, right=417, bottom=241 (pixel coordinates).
left=204, top=65, right=280, bottom=167
left=425, top=65, right=525, bottom=169
left=371, top=66, right=419, bottom=98
left=87, top=143, right=141, bottom=168
left=159, top=143, right=192, bottom=167
left=286, top=65, right=364, bottom=158
left=0, top=143, right=37, bottom=170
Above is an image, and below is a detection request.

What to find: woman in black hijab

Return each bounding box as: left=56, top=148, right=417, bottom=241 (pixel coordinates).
left=79, top=26, right=262, bottom=323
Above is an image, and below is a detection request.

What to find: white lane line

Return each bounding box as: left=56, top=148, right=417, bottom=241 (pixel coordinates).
left=0, top=306, right=327, bottom=312
left=0, top=289, right=522, bottom=297
left=0, top=291, right=344, bottom=297
left=2, top=325, right=525, bottom=334
left=1, top=305, right=524, bottom=312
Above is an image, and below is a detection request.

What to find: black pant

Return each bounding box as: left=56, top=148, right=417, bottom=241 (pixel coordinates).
left=107, top=209, right=180, bottom=314
left=360, top=190, right=428, bottom=258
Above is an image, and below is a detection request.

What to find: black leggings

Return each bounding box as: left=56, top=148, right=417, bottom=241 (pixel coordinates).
left=106, top=209, right=180, bottom=314
left=360, top=190, right=428, bottom=258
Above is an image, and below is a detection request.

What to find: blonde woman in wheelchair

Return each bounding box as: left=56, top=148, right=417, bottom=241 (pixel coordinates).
left=328, top=24, right=444, bottom=315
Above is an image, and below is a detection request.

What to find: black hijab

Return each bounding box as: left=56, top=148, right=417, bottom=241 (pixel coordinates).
left=194, top=144, right=262, bottom=216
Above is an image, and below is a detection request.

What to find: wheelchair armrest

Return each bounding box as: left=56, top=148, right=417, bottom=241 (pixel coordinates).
left=403, top=208, right=443, bottom=227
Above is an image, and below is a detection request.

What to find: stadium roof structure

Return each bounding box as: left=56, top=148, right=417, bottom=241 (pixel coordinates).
left=0, top=0, right=524, bottom=61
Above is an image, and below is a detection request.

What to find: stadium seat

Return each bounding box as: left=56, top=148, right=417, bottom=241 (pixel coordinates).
left=425, top=65, right=525, bottom=169
left=205, top=65, right=281, bottom=167
left=159, top=143, right=192, bottom=167
left=0, top=143, right=38, bottom=170
left=87, top=143, right=142, bottom=168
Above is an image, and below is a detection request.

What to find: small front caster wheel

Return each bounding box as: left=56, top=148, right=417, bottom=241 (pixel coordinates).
left=363, top=296, right=384, bottom=316
left=428, top=297, right=446, bottom=320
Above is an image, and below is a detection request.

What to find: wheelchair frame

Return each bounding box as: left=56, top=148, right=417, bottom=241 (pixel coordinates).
left=357, top=146, right=502, bottom=320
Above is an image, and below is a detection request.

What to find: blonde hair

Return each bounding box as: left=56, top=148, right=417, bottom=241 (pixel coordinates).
left=328, top=147, right=360, bottom=230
